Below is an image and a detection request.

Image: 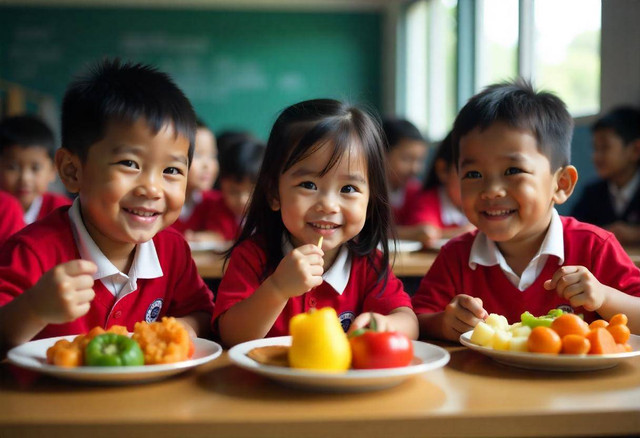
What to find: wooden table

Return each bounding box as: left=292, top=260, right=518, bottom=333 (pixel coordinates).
left=2, top=343, right=639, bottom=438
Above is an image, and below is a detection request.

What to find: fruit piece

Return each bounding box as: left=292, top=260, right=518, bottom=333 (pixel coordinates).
left=550, top=313, right=589, bottom=338
left=510, top=324, right=532, bottom=338
left=607, top=324, right=630, bottom=344
left=485, top=313, right=509, bottom=330
left=609, top=314, right=628, bottom=326
left=527, top=326, right=562, bottom=354
left=491, top=330, right=512, bottom=351
left=589, top=319, right=609, bottom=330
left=509, top=336, right=529, bottom=352
left=521, top=309, right=564, bottom=328
left=586, top=328, right=618, bottom=355
left=349, top=316, right=413, bottom=369
left=470, top=321, right=495, bottom=347
left=561, top=334, right=591, bottom=355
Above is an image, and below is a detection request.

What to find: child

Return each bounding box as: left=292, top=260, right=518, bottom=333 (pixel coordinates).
left=571, top=106, right=640, bottom=245
left=0, top=115, right=71, bottom=223
left=412, top=80, right=640, bottom=341
left=206, top=137, right=265, bottom=241
left=214, top=99, right=418, bottom=347
left=0, top=60, right=214, bottom=348
left=403, top=132, right=474, bottom=247
left=0, top=191, right=25, bottom=245
left=382, top=118, right=429, bottom=227
left=171, top=118, right=223, bottom=242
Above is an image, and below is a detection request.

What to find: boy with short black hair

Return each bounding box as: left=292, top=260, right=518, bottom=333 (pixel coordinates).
left=0, top=59, right=214, bottom=348
left=413, top=80, right=640, bottom=341
left=0, top=115, right=71, bottom=223
left=572, top=106, right=640, bottom=244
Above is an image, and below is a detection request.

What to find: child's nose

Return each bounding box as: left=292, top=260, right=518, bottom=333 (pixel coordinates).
left=135, top=172, right=162, bottom=198
left=480, top=178, right=506, bottom=199
left=316, top=192, right=339, bottom=213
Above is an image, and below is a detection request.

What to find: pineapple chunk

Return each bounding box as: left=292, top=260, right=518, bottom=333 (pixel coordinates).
left=509, top=336, right=529, bottom=352
left=491, top=330, right=512, bottom=350
left=510, top=324, right=532, bottom=338
left=470, top=321, right=495, bottom=347
left=485, top=313, right=509, bottom=330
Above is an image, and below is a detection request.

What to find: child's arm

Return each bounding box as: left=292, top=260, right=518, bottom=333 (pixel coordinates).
left=544, top=265, right=640, bottom=333
left=0, top=260, right=96, bottom=349
left=350, top=307, right=419, bottom=340
left=417, top=295, right=487, bottom=342
left=218, top=244, right=324, bottom=347
left=176, top=311, right=212, bottom=339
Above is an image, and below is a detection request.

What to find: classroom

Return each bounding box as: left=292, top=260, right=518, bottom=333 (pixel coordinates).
left=1, top=1, right=640, bottom=437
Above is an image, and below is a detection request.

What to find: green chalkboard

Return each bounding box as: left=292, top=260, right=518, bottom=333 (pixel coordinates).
left=0, top=6, right=382, bottom=139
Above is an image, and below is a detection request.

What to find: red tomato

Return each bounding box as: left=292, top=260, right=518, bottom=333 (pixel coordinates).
left=349, top=331, right=414, bottom=369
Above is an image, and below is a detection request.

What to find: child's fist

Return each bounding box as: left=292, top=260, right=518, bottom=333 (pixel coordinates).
left=544, top=265, right=605, bottom=311
left=270, top=244, right=324, bottom=299
left=28, top=259, right=97, bottom=324
left=442, top=294, right=488, bottom=341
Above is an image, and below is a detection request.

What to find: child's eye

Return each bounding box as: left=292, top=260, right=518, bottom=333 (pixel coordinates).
left=164, top=167, right=184, bottom=176
left=505, top=167, right=523, bottom=175
left=462, top=170, right=481, bottom=179
left=299, top=181, right=316, bottom=190
left=117, top=160, right=138, bottom=169
left=341, top=185, right=358, bottom=194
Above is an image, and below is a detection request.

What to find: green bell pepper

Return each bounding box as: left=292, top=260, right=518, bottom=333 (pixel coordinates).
left=520, top=309, right=565, bottom=328
left=85, top=333, right=144, bottom=367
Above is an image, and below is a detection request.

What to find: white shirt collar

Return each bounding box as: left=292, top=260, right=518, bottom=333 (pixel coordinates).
left=24, top=195, right=43, bottom=225
left=68, top=199, right=163, bottom=296
left=438, top=186, right=469, bottom=227
left=469, top=208, right=564, bottom=291
left=282, top=237, right=351, bottom=295
left=608, top=171, right=640, bottom=215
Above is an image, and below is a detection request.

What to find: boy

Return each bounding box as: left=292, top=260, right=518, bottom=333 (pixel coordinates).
left=0, top=115, right=71, bottom=223
left=0, top=60, right=214, bottom=349
left=571, top=106, right=640, bottom=245
left=0, top=191, right=25, bottom=245
left=412, top=80, right=640, bottom=341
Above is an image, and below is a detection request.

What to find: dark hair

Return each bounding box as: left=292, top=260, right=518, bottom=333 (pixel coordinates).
left=423, top=131, right=454, bottom=190
left=592, top=106, right=640, bottom=144
left=218, top=138, right=265, bottom=183
left=232, top=98, right=392, bottom=283
left=381, top=118, right=425, bottom=151
left=452, top=79, right=574, bottom=170
left=61, top=59, right=196, bottom=164
left=0, top=115, right=56, bottom=159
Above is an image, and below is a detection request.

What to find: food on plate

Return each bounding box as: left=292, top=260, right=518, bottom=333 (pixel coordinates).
left=46, top=325, right=129, bottom=367
left=349, top=314, right=413, bottom=369
left=247, top=345, right=290, bottom=367
left=288, top=307, right=351, bottom=372
left=469, top=311, right=633, bottom=355
left=84, top=333, right=144, bottom=367
left=132, top=317, right=194, bottom=364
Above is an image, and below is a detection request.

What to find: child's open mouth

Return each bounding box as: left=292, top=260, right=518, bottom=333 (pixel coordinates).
left=309, top=222, right=340, bottom=235
left=124, top=207, right=160, bottom=223
left=482, top=209, right=516, bottom=219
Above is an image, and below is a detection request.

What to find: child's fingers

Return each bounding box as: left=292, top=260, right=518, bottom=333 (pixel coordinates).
left=349, top=313, right=371, bottom=333
left=458, top=295, right=486, bottom=319
left=557, top=283, right=584, bottom=300
left=546, top=266, right=579, bottom=289
left=61, top=259, right=98, bottom=277
left=294, top=244, right=324, bottom=257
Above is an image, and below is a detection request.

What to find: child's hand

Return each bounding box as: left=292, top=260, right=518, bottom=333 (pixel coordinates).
left=269, top=244, right=324, bottom=299
left=442, top=294, right=488, bottom=341
left=27, top=260, right=97, bottom=324
left=544, top=265, right=606, bottom=311
left=349, top=312, right=390, bottom=333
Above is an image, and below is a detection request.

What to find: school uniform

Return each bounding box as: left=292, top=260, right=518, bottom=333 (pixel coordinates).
left=172, top=189, right=222, bottom=234
left=213, top=238, right=413, bottom=336
left=390, top=179, right=422, bottom=225
left=571, top=172, right=640, bottom=226
left=412, top=210, right=640, bottom=324
left=404, top=187, right=470, bottom=229
left=0, top=191, right=25, bottom=245
left=203, top=195, right=241, bottom=241
left=24, top=192, right=72, bottom=224
left=0, top=201, right=214, bottom=339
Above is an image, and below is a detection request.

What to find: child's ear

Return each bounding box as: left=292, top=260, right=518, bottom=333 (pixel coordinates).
left=269, top=196, right=280, bottom=211
left=553, top=165, right=578, bottom=205
left=55, top=148, right=82, bottom=194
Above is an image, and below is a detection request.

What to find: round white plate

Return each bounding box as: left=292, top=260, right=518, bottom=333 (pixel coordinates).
left=459, top=331, right=640, bottom=371
left=7, top=335, right=223, bottom=384
left=188, top=240, right=232, bottom=252
left=378, top=240, right=423, bottom=253
left=228, top=336, right=450, bottom=392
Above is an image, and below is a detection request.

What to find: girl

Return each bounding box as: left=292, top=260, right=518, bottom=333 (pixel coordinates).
left=214, top=99, right=418, bottom=347
left=404, top=132, right=474, bottom=247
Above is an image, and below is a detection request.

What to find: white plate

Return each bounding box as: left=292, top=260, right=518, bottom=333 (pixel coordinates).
left=7, top=336, right=223, bottom=384
left=228, top=336, right=450, bottom=392
left=188, top=240, right=232, bottom=252
left=460, top=331, right=640, bottom=371
left=378, top=240, right=423, bottom=253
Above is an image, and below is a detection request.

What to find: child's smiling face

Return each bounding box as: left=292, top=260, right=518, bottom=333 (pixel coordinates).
left=458, top=122, right=564, bottom=251
left=0, top=145, right=57, bottom=211
left=272, top=141, right=369, bottom=261
left=67, top=118, right=189, bottom=258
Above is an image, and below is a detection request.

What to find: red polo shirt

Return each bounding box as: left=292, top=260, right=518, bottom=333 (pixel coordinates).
left=0, top=191, right=25, bottom=245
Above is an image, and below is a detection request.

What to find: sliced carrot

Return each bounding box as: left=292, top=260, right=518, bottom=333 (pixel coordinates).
left=609, top=314, right=628, bottom=326
left=586, top=328, right=618, bottom=355
left=561, top=334, right=590, bottom=355
left=589, top=319, right=608, bottom=330
left=607, top=324, right=631, bottom=344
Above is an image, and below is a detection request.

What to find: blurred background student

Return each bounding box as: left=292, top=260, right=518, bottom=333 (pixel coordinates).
left=206, top=136, right=266, bottom=242
left=172, top=118, right=221, bottom=242
left=0, top=191, right=25, bottom=245
left=571, top=106, right=640, bottom=245
left=0, top=115, right=71, bottom=225
left=382, top=118, right=429, bottom=242
left=403, top=132, right=474, bottom=248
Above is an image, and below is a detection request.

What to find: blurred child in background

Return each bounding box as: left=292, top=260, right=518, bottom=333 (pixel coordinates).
left=403, top=132, right=474, bottom=247
left=172, top=118, right=222, bottom=242
left=206, top=137, right=265, bottom=241
left=214, top=99, right=417, bottom=347
left=0, top=191, right=25, bottom=245
left=0, top=115, right=71, bottom=224
left=571, top=106, right=640, bottom=245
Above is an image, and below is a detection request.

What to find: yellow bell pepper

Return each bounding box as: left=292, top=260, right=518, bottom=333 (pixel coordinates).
left=288, top=307, right=351, bottom=372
